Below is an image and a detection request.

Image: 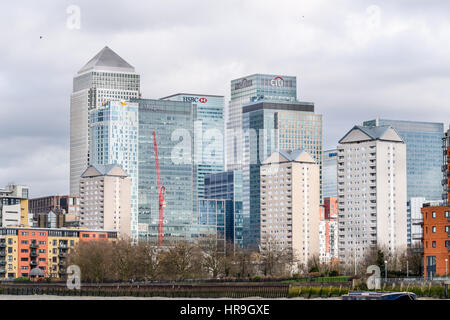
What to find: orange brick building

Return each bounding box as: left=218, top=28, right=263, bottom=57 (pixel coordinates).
left=0, top=227, right=117, bottom=279
left=421, top=205, right=450, bottom=278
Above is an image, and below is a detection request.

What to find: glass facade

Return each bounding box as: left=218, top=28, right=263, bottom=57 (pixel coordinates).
left=89, top=101, right=139, bottom=238
left=70, top=47, right=140, bottom=195
left=203, top=171, right=243, bottom=248
left=227, top=74, right=297, bottom=171
left=323, top=149, right=338, bottom=198
left=136, top=98, right=199, bottom=243
left=242, top=100, right=322, bottom=248
left=363, top=119, right=444, bottom=201
left=161, top=94, right=225, bottom=199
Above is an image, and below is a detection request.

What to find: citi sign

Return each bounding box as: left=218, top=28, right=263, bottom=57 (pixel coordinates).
left=270, top=76, right=284, bottom=87
left=182, top=96, right=208, bottom=103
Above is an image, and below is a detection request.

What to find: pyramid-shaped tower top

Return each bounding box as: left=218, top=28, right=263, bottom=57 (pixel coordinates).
left=78, top=46, right=135, bottom=74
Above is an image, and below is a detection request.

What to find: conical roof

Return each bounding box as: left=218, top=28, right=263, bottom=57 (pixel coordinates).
left=78, top=46, right=135, bottom=74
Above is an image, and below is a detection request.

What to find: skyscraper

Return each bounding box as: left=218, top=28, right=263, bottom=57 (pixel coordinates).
left=226, top=74, right=297, bottom=171
left=323, top=149, right=338, bottom=198
left=70, top=46, right=140, bottom=194
left=136, top=98, right=197, bottom=243
left=337, top=125, right=407, bottom=269
left=161, top=93, right=225, bottom=199
left=242, top=100, right=322, bottom=248
left=363, top=119, right=444, bottom=201
left=89, top=101, right=139, bottom=238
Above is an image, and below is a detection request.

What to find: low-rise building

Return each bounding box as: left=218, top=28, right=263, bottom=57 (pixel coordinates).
left=0, top=227, right=117, bottom=279
left=0, top=185, right=30, bottom=227
left=420, top=203, right=450, bottom=278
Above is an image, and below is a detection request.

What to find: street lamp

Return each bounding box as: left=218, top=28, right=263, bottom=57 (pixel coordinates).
left=406, top=260, right=409, bottom=278
left=384, top=260, right=388, bottom=282
left=445, top=258, right=448, bottom=278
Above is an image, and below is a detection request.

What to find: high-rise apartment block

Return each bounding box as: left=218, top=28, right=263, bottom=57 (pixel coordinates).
left=337, top=125, right=407, bottom=268
left=79, top=164, right=131, bottom=238
left=260, top=150, right=320, bottom=265
left=89, top=100, right=139, bottom=238
left=242, top=100, right=322, bottom=248
left=70, top=46, right=140, bottom=194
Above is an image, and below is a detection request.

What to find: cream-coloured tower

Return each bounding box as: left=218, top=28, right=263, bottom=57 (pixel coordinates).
left=337, top=125, right=407, bottom=270
left=79, top=164, right=131, bottom=239
left=260, top=150, right=320, bottom=267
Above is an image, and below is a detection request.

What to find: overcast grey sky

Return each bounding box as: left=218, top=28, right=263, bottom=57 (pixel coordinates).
left=1, top=0, right=449, bottom=197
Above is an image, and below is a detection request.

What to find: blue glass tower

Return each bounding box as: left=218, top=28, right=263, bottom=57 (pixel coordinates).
left=89, top=101, right=139, bottom=238
left=323, top=149, right=338, bottom=198
left=203, top=170, right=243, bottom=249
left=363, top=119, right=444, bottom=200
left=161, top=93, right=225, bottom=199
left=136, top=98, right=199, bottom=243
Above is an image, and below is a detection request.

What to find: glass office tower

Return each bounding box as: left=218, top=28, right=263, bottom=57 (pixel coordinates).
left=161, top=93, right=225, bottom=199
left=363, top=119, right=444, bottom=201
left=89, top=101, right=139, bottom=238
left=226, top=74, right=297, bottom=171
left=203, top=170, right=243, bottom=249
left=323, top=149, right=338, bottom=198
left=242, top=100, right=322, bottom=248
left=70, top=46, right=140, bottom=194
left=136, top=98, right=198, bottom=243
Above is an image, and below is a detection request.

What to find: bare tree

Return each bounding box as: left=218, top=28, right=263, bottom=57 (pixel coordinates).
left=68, top=240, right=114, bottom=282
left=159, top=241, right=204, bottom=280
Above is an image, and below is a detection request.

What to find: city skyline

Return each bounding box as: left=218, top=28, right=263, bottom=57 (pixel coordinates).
left=2, top=1, right=450, bottom=198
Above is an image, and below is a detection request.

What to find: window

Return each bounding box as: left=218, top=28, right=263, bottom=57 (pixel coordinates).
left=445, top=226, right=450, bottom=233
left=432, top=212, right=436, bottom=218
left=446, top=211, right=450, bottom=218
left=432, top=226, right=436, bottom=233
left=432, top=241, right=436, bottom=248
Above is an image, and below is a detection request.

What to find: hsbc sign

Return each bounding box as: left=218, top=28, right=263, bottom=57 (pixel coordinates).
left=182, top=96, right=208, bottom=103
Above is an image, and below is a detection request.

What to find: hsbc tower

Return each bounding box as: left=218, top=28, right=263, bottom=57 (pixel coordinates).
left=161, top=93, right=225, bottom=199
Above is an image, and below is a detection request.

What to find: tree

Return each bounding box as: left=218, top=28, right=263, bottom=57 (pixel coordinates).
left=159, top=242, right=204, bottom=280
left=199, top=236, right=226, bottom=278
left=67, top=240, right=114, bottom=282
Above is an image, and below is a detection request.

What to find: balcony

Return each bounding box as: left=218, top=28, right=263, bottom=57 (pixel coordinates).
left=59, top=243, right=69, bottom=249
left=29, top=243, right=39, bottom=249
left=30, top=260, right=38, bottom=266
left=412, top=232, right=423, bottom=240
left=0, top=250, right=5, bottom=257
left=0, top=243, right=6, bottom=248
left=30, top=252, right=38, bottom=258
left=59, top=253, right=67, bottom=258
left=58, top=268, right=67, bottom=275
left=0, top=260, right=6, bottom=266
left=411, top=218, right=423, bottom=225
left=59, top=260, right=66, bottom=266
left=0, top=268, right=5, bottom=274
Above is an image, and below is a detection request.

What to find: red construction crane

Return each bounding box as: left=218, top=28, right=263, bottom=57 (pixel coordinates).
left=152, top=131, right=166, bottom=246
